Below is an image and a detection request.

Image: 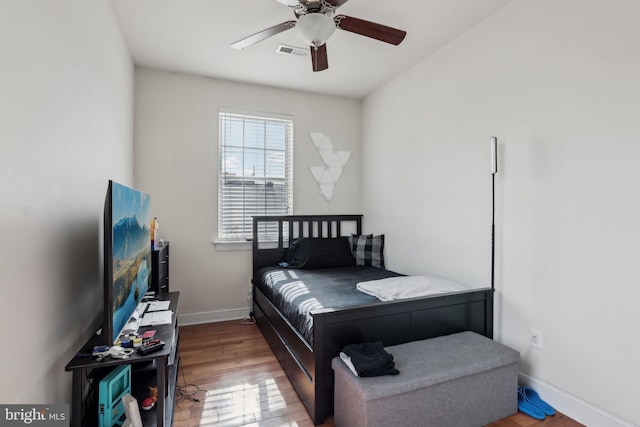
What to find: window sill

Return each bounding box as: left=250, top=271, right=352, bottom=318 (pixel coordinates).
left=213, top=240, right=252, bottom=252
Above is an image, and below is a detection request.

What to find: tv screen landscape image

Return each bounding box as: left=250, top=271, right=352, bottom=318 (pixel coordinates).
left=104, top=180, right=152, bottom=344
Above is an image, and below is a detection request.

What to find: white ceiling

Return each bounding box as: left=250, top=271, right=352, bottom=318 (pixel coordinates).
left=109, top=0, right=511, bottom=99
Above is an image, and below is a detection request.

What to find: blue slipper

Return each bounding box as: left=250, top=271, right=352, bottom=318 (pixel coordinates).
left=520, top=386, right=556, bottom=416
left=518, top=388, right=546, bottom=419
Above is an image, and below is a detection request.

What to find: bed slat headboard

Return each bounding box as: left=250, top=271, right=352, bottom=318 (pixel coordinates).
left=252, top=214, right=363, bottom=280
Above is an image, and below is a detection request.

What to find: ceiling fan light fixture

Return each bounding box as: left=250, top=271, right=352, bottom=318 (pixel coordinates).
left=296, top=13, right=336, bottom=47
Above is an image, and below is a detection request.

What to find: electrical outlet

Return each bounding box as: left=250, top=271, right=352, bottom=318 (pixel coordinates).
left=530, top=328, right=543, bottom=349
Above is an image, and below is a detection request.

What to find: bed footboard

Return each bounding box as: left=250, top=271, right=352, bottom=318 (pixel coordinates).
left=312, top=287, right=494, bottom=422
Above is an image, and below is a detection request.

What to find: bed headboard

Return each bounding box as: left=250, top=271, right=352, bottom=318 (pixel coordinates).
left=252, top=214, right=363, bottom=280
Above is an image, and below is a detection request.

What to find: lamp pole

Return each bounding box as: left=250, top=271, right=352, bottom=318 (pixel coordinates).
left=490, top=137, right=498, bottom=291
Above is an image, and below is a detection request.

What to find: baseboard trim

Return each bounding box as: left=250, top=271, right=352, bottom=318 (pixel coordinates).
left=518, top=373, right=636, bottom=427
left=178, top=307, right=250, bottom=326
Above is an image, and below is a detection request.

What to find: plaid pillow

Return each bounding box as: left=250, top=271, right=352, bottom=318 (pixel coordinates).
left=350, top=234, right=385, bottom=268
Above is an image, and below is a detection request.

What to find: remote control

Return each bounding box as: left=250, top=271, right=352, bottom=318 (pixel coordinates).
left=137, top=339, right=165, bottom=355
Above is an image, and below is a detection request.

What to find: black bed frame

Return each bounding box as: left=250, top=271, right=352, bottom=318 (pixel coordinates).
left=251, top=214, right=494, bottom=425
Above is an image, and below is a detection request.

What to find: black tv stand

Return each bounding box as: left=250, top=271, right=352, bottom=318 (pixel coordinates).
left=65, top=292, right=180, bottom=427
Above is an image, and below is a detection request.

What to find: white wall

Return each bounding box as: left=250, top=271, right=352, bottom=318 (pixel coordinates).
left=362, top=0, right=640, bottom=425
left=134, top=68, right=361, bottom=322
left=0, top=1, right=134, bottom=403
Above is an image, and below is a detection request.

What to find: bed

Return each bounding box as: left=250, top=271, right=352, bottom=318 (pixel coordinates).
left=251, top=214, right=494, bottom=425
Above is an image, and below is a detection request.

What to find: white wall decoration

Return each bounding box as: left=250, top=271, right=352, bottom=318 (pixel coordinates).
left=309, top=132, right=351, bottom=201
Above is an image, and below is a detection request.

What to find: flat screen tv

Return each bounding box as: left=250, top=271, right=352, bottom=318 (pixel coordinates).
left=102, top=180, right=152, bottom=345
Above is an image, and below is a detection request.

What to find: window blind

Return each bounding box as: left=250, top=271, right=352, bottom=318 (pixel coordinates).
left=218, top=109, right=294, bottom=242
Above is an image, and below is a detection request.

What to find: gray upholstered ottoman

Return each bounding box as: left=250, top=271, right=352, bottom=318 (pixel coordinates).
left=331, top=331, right=519, bottom=427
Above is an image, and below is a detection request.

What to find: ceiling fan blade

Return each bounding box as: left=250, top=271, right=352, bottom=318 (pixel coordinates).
left=324, top=0, right=349, bottom=7
left=311, top=44, right=328, bottom=72
left=335, top=15, right=406, bottom=45
left=230, top=21, right=296, bottom=50
left=274, top=0, right=300, bottom=6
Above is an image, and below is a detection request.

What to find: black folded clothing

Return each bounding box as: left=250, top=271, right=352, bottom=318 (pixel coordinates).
left=342, top=341, right=399, bottom=377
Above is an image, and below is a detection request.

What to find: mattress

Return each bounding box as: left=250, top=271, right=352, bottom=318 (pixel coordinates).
left=255, top=266, right=402, bottom=345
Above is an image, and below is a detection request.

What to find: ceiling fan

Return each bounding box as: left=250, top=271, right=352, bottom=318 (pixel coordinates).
left=230, top=0, right=407, bottom=72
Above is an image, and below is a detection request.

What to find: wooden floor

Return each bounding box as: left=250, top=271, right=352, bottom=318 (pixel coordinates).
left=173, top=321, right=584, bottom=427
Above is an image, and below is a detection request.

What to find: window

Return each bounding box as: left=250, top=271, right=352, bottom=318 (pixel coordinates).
left=218, top=108, right=294, bottom=242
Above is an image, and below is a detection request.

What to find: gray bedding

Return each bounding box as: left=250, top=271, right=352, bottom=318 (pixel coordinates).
left=255, top=266, right=403, bottom=345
